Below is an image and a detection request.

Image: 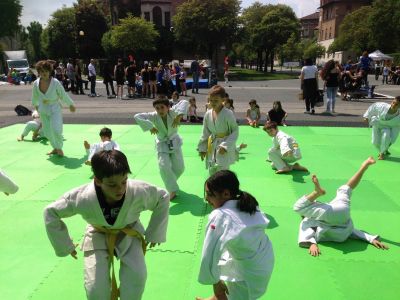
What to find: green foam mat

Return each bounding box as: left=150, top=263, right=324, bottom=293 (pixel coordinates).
left=0, top=124, right=399, bottom=300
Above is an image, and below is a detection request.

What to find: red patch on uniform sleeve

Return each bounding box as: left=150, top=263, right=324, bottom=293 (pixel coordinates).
left=210, top=224, right=216, bottom=230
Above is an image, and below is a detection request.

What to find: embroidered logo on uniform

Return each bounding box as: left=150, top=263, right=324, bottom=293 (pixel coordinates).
left=210, top=224, right=216, bottom=230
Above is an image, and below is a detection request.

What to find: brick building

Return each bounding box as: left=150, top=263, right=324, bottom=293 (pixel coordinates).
left=317, top=0, right=372, bottom=64
left=300, top=12, right=319, bottom=40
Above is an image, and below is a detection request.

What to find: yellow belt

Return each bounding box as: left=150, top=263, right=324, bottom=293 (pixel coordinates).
left=93, top=225, right=146, bottom=300
left=207, top=133, right=228, bottom=154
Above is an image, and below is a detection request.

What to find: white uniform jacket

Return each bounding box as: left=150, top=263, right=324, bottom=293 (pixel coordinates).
left=32, top=78, right=74, bottom=115
left=197, top=108, right=238, bottom=168
left=44, top=179, right=169, bottom=257
left=198, top=201, right=274, bottom=295
left=87, top=140, right=120, bottom=161
left=294, top=196, right=378, bottom=246
left=0, top=169, right=19, bottom=194
left=134, top=101, right=188, bottom=153
left=271, top=131, right=301, bottom=159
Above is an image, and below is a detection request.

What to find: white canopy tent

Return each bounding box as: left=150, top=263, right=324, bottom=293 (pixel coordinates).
left=369, top=50, right=393, bottom=61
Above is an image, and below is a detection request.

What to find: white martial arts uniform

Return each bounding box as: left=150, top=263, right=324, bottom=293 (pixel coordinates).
left=0, top=169, right=19, bottom=194
left=268, top=130, right=302, bottom=171
left=44, top=179, right=169, bottom=300
left=134, top=100, right=188, bottom=193
left=20, top=110, right=43, bottom=139
left=31, top=77, right=75, bottom=150
left=198, top=200, right=274, bottom=300
left=293, top=185, right=378, bottom=247
left=86, top=140, right=120, bottom=161
left=198, top=108, right=238, bottom=175
left=363, top=102, right=400, bottom=153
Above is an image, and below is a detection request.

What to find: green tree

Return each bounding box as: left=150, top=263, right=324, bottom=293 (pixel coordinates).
left=107, top=15, right=159, bottom=56
left=27, top=21, right=43, bottom=61
left=369, top=0, right=400, bottom=53
left=74, top=0, right=109, bottom=59
left=173, top=0, right=240, bottom=69
left=258, top=4, right=300, bottom=72
left=0, top=0, right=22, bottom=38
left=44, top=7, right=76, bottom=59
left=328, top=6, right=374, bottom=55
left=280, top=32, right=302, bottom=66
left=304, top=42, right=326, bottom=61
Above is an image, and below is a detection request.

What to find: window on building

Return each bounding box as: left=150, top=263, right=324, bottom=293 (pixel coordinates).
left=144, top=12, right=150, bottom=21
left=325, top=30, right=327, bottom=40
left=347, top=5, right=352, bottom=12
left=152, top=6, right=162, bottom=27
left=165, top=11, right=171, bottom=28
left=321, top=29, right=324, bottom=40
left=329, top=27, right=332, bottom=39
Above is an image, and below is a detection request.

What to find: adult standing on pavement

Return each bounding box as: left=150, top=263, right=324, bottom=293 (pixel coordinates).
left=66, top=58, right=75, bottom=93
left=114, top=58, right=125, bottom=99
left=88, top=59, right=97, bottom=97
left=320, top=59, right=341, bottom=114
left=75, top=59, right=84, bottom=95
left=102, top=60, right=116, bottom=99
left=191, top=57, right=200, bottom=94
left=300, top=58, right=319, bottom=114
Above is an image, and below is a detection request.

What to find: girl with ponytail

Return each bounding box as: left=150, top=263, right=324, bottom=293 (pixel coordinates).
left=197, top=170, right=275, bottom=300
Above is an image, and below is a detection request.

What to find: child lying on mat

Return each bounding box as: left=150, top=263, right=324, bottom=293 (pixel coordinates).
left=293, top=157, right=388, bottom=256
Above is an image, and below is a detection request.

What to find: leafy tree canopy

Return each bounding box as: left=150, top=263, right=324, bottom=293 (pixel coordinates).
left=0, top=0, right=22, bottom=38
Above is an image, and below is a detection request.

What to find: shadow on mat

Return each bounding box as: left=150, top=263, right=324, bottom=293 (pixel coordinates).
left=263, top=213, right=278, bottom=229
left=169, top=191, right=207, bottom=217
left=47, top=155, right=87, bottom=169
left=380, top=237, right=400, bottom=247
left=321, top=239, right=369, bottom=254
left=385, top=156, right=400, bottom=163
left=291, top=170, right=310, bottom=183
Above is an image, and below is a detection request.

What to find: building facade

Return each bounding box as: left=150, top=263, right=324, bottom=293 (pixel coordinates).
left=317, top=0, right=372, bottom=64
left=300, top=12, right=319, bottom=40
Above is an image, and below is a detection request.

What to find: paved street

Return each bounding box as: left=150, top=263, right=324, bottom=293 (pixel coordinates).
left=1, top=74, right=399, bottom=128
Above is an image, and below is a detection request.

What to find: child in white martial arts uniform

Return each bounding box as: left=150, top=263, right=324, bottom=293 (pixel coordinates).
left=84, top=127, right=120, bottom=165
left=134, top=97, right=189, bottom=200
left=43, top=150, right=169, bottom=300
left=293, top=157, right=388, bottom=257
left=32, top=60, right=76, bottom=156
left=17, top=110, right=43, bottom=141
left=198, top=85, right=238, bottom=176
left=0, top=169, right=19, bottom=195
left=263, top=121, right=308, bottom=174
left=197, top=170, right=274, bottom=300
left=363, top=96, right=400, bottom=160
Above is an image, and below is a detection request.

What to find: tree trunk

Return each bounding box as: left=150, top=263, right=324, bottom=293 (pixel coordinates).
left=264, top=50, right=269, bottom=73
left=270, top=50, right=274, bottom=73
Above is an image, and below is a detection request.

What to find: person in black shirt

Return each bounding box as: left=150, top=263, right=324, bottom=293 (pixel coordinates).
left=267, top=101, right=288, bottom=126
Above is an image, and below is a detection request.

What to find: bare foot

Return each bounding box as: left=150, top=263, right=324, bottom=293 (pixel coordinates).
left=378, top=153, right=384, bottom=160
left=292, top=163, right=308, bottom=172
left=362, top=156, right=376, bottom=167
left=84, top=140, right=90, bottom=150
left=85, top=160, right=91, bottom=166
left=311, top=175, right=326, bottom=196
left=47, top=149, right=57, bottom=155
left=276, top=167, right=292, bottom=174
left=17, top=136, right=24, bottom=141
left=56, top=149, right=64, bottom=156
left=239, top=143, right=247, bottom=150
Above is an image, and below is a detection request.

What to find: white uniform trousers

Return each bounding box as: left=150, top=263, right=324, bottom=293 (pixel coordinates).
left=268, top=148, right=298, bottom=171
left=158, top=148, right=184, bottom=193
left=21, top=121, right=40, bottom=137
left=84, top=238, right=147, bottom=300
left=372, top=126, right=392, bottom=153
left=40, top=105, right=63, bottom=149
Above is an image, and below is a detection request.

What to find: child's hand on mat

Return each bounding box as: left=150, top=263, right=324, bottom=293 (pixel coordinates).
left=309, top=243, right=321, bottom=257
left=372, top=239, right=389, bottom=250
left=150, top=127, right=158, bottom=135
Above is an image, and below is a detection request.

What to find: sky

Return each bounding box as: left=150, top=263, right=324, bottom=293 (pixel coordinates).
left=20, top=0, right=320, bottom=27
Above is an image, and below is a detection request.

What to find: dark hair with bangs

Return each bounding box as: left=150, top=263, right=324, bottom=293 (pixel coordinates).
left=91, top=150, right=131, bottom=180
left=205, top=170, right=259, bottom=214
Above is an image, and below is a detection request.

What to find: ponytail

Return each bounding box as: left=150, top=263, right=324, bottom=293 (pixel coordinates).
left=236, top=190, right=259, bottom=215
